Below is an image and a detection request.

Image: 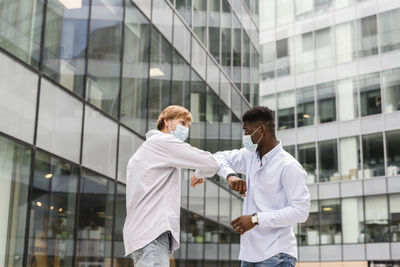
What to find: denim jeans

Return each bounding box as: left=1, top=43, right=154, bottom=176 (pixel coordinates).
left=241, top=253, right=297, bottom=267
left=130, top=231, right=171, bottom=267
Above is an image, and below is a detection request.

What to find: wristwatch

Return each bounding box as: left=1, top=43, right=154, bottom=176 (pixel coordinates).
left=251, top=213, right=259, bottom=226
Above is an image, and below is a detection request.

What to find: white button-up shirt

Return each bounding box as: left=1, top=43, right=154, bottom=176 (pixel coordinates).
left=123, top=130, right=219, bottom=256
left=214, top=141, right=310, bottom=262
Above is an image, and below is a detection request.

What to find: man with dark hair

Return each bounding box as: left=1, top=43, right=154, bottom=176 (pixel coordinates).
left=192, top=106, right=310, bottom=267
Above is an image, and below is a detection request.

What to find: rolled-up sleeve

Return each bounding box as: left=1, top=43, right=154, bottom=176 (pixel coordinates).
left=258, top=163, right=310, bottom=228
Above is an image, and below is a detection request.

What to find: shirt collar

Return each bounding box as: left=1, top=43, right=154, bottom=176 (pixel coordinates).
left=260, top=140, right=282, bottom=163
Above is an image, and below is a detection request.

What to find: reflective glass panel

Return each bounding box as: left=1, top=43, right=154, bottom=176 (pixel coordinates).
left=357, top=15, right=378, bottom=58
left=121, top=2, right=150, bottom=135
left=362, top=133, right=385, bottom=178
left=318, top=140, right=339, bottom=182
left=340, top=137, right=361, bottom=181
left=86, top=0, right=123, bottom=118
left=298, top=143, right=317, bottom=184
left=365, top=195, right=389, bottom=242
left=76, top=170, right=114, bottom=266
left=299, top=201, right=319, bottom=245
left=386, top=130, right=400, bottom=176
left=379, top=8, right=400, bottom=53
left=0, top=0, right=43, bottom=67
left=390, top=194, right=400, bottom=242
left=43, top=0, right=89, bottom=95
left=297, top=86, right=315, bottom=127
left=317, top=82, right=336, bottom=123
left=337, top=77, right=358, bottom=121
left=277, top=90, right=295, bottom=130
left=335, top=21, right=356, bottom=64
left=320, top=199, right=341, bottom=244
left=359, top=72, right=381, bottom=116
left=342, top=197, right=365, bottom=243
left=0, top=137, right=31, bottom=267
left=28, top=152, right=78, bottom=267
left=382, top=67, right=400, bottom=113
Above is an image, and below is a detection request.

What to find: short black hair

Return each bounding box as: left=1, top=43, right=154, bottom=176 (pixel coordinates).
left=242, top=106, right=275, bottom=132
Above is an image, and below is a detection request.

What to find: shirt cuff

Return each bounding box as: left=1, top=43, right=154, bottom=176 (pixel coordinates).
left=257, top=211, right=275, bottom=228
left=194, top=169, right=206, bottom=179
left=218, top=166, right=236, bottom=179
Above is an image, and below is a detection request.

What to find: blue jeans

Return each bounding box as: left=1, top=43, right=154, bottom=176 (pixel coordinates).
left=241, top=253, right=297, bottom=267
left=130, top=231, right=171, bottom=267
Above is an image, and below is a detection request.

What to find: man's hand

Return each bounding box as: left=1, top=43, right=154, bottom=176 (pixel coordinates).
left=227, top=176, right=247, bottom=196
left=191, top=174, right=205, bottom=188
left=231, top=215, right=255, bottom=235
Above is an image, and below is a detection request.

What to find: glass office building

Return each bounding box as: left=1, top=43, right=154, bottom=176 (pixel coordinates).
left=0, top=0, right=259, bottom=266
left=259, top=0, right=400, bottom=265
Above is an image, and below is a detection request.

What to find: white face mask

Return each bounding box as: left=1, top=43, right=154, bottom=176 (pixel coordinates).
left=242, top=126, right=263, bottom=153
left=169, top=122, right=189, bottom=142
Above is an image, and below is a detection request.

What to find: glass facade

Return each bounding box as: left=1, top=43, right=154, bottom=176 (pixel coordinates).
left=0, top=0, right=259, bottom=266
left=261, top=0, right=400, bottom=263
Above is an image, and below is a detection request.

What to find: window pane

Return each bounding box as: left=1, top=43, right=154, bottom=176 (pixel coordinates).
left=113, top=184, right=129, bottom=266
left=357, top=15, right=378, bottom=58
left=172, top=50, right=191, bottom=108
left=118, top=126, right=143, bottom=182
left=315, top=0, right=332, bottom=12
left=219, top=101, right=231, bottom=151
left=82, top=106, right=118, bottom=178
left=379, top=8, right=400, bottom=53
left=298, top=143, right=317, bottom=184
left=148, top=28, right=172, bottom=129
left=220, top=74, right=231, bottom=108
left=152, top=0, right=173, bottom=42
left=176, top=0, right=191, bottom=25
left=295, top=0, right=313, bottom=19
left=259, top=0, right=275, bottom=30
left=320, top=199, right=341, bottom=244
left=297, top=86, right=315, bottom=127
left=76, top=171, right=114, bottom=266
left=207, top=56, right=220, bottom=95
left=299, top=201, right=319, bottom=245
left=261, top=94, right=276, bottom=121
left=209, top=0, right=220, bottom=61
left=276, top=38, right=293, bottom=77
left=261, top=42, right=275, bottom=81
left=205, top=181, right=219, bottom=222
left=86, top=0, right=123, bottom=118
left=219, top=188, right=230, bottom=227
left=231, top=88, right=242, bottom=119
left=189, top=170, right=205, bottom=216
left=37, top=79, right=83, bottom=163
left=0, top=137, right=31, bottom=267
left=335, top=21, right=356, bottom=64
left=362, top=133, right=385, bottom=178
left=193, top=0, right=206, bottom=44
left=336, top=0, right=353, bottom=9
left=277, top=0, right=294, bottom=26
left=0, top=0, right=43, bottom=67
left=284, top=145, right=296, bottom=157
left=43, top=0, right=89, bottom=95
left=337, top=77, right=358, bottom=121
left=382, top=67, right=400, bottom=113
left=232, top=115, right=242, bottom=150
left=317, top=82, right=336, bottom=123
left=28, top=152, right=78, bottom=267
left=232, top=16, right=242, bottom=90
left=387, top=130, right=400, bottom=176
left=192, top=37, right=206, bottom=80
left=319, top=140, right=339, bottom=182
left=315, top=27, right=334, bottom=69
left=342, top=197, right=365, bottom=243
left=389, top=194, right=400, bottom=242
left=295, top=32, right=314, bottom=74
left=277, top=90, right=295, bottom=130
left=174, top=14, right=191, bottom=62
left=221, top=0, right=232, bottom=77
left=190, top=71, right=206, bottom=149
left=121, top=2, right=150, bottom=135
left=206, top=88, right=220, bottom=153
left=0, top=52, right=38, bottom=144
left=359, top=72, right=381, bottom=116
left=365, top=195, right=389, bottom=242
left=340, top=137, right=361, bottom=181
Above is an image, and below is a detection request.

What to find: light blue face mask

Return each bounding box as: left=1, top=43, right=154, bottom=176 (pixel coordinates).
left=170, top=123, right=189, bottom=142
left=242, top=126, right=263, bottom=153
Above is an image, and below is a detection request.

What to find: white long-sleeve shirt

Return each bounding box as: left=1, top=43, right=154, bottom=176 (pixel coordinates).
left=214, top=141, right=310, bottom=262
left=123, top=130, right=219, bottom=256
